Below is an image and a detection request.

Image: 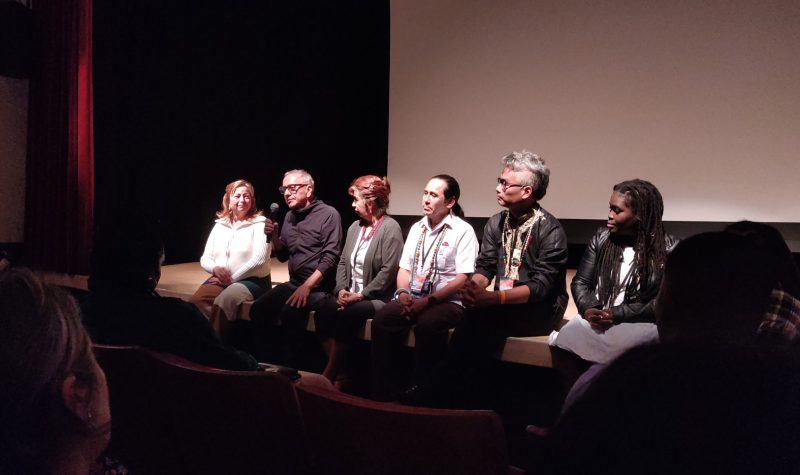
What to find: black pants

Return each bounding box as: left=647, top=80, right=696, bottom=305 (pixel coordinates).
left=249, top=282, right=330, bottom=368
left=370, top=300, right=463, bottom=399
left=440, top=303, right=554, bottom=408
left=313, top=297, right=380, bottom=345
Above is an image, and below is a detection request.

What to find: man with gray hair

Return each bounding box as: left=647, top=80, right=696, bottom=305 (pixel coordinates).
left=250, top=169, right=343, bottom=367
left=407, top=151, right=568, bottom=407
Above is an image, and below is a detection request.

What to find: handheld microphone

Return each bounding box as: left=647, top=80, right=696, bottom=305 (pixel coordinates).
left=268, top=203, right=280, bottom=242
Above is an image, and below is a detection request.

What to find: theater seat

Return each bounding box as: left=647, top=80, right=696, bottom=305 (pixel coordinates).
left=92, top=344, right=183, bottom=473
left=296, top=385, right=522, bottom=475
left=144, top=350, right=312, bottom=475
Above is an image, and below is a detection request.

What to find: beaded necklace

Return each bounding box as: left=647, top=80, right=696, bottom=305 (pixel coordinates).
left=501, top=208, right=544, bottom=281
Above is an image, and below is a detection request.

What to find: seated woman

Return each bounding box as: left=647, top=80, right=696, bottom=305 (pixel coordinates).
left=1, top=268, right=116, bottom=474
left=313, top=175, right=404, bottom=385
left=549, top=179, right=677, bottom=392
left=190, top=179, right=271, bottom=338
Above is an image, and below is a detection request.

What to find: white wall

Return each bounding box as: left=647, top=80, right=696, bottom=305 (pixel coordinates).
left=0, top=76, right=28, bottom=242
left=388, top=0, right=800, bottom=222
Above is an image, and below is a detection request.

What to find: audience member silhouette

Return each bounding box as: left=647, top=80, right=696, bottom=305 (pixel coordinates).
left=725, top=221, right=800, bottom=345
left=81, top=218, right=259, bottom=370
left=655, top=231, right=776, bottom=345
left=547, top=343, right=800, bottom=474
left=1, top=268, right=116, bottom=474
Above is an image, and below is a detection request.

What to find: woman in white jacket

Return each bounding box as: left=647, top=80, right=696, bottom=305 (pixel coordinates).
left=191, top=179, right=271, bottom=338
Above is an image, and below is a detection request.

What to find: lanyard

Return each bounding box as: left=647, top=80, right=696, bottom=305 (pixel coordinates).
left=501, top=210, right=539, bottom=280
left=410, top=223, right=448, bottom=293
left=350, top=217, right=384, bottom=290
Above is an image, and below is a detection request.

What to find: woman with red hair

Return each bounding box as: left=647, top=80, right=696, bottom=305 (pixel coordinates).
left=313, top=175, right=404, bottom=385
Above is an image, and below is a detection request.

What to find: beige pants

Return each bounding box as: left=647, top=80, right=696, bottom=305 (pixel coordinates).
left=190, top=283, right=254, bottom=336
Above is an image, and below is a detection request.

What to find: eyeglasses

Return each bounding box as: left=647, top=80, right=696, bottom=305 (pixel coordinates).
left=496, top=178, right=525, bottom=191
left=278, top=183, right=310, bottom=195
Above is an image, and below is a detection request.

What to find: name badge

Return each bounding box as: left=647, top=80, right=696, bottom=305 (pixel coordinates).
left=511, top=248, right=522, bottom=268
left=412, top=274, right=428, bottom=295
left=498, top=276, right=514, bottom=291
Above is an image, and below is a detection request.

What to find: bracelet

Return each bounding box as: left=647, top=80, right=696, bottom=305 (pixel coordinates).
left=393, top=288, right=411, bottom=301
left=498, top=290, right=507, bottom=305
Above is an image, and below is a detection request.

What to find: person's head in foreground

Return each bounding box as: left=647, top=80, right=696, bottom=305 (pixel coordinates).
left=0, top=268, right=111, bottom=474
left=547, top=342, right=800, bottom=474
left=655, top=231, right=776, bottom=345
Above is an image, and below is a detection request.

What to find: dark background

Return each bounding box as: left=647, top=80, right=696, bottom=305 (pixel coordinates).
left=93, top=0, right=390, bottom=263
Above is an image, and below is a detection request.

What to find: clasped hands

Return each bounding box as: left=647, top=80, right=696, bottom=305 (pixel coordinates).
left=337, top=289, right=364, bottom=310
left=584, top=308, right=614, bottom=332
left=210, top=266, right=233, bottom=286
left=460, top=280, right=496, bottom=309
left=395, top=292, right=430, bottom=319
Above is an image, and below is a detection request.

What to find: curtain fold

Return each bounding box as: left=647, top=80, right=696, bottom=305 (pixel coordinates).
left=26, top=0, right=94, bottom=274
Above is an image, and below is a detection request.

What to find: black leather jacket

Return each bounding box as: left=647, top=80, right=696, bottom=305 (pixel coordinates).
left=571, top=228, right=679, bottom=324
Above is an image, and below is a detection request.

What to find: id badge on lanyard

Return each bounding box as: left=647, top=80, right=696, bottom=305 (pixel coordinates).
left=498, top=249, right=520, bottom=291
left=411, top=273, right=431, bottom=296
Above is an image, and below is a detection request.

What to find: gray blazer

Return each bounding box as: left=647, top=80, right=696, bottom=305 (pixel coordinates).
left=334, top=216, right=404, bottom=302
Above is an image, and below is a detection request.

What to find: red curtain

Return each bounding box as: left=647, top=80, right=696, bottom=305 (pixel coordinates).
left=26, top=0, right=94, bottom=275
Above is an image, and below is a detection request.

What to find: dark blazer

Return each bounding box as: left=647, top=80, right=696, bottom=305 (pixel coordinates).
left=571, top=227, right=679, bottom=324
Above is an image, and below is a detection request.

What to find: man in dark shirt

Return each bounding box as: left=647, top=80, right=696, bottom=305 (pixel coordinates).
left=250, top=169, right=343, bottom=368
left=82, top=221, right=258, bottom=371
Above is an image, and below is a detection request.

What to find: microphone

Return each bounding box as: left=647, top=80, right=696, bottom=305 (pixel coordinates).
left=267, top=203, right=280, bottom=243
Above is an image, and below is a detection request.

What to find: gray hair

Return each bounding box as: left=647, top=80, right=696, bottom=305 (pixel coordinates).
left=283, top=169, right=315, bottom=188
left=501, top=150, right=549, bottom=200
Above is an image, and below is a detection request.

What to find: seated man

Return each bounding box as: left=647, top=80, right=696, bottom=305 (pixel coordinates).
left=370, top=174, right=478, bottom=399
left=81, top=218, right=259, bottom=371
left=418, top=151, right=568, bottom=408
left=249, top=169, right=343, bottom=369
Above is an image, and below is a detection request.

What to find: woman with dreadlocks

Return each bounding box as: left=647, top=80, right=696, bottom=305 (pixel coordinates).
left=549, top=179, right=678, bottom=397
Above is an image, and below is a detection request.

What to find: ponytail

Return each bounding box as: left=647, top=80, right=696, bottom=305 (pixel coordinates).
left=430, top=174, right=465, bottom=218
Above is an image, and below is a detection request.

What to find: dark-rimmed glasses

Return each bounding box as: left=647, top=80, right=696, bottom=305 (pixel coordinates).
left=497, top=178, right=525, bottom=191
left=278, top=183, right=310, bottom=195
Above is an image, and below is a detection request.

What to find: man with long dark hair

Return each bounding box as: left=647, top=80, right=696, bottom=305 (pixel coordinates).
left=371, top=174, right=478, bottom=399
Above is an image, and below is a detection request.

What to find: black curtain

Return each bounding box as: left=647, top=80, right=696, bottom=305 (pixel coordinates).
left=93, top=0, right=389, bottom=263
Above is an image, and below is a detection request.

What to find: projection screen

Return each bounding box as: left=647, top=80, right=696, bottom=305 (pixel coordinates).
left=387, top=0, right=800, bottom=223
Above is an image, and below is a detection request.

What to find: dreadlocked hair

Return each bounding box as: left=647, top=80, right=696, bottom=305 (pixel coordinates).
left=596, top=179, right=668, bottom=307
